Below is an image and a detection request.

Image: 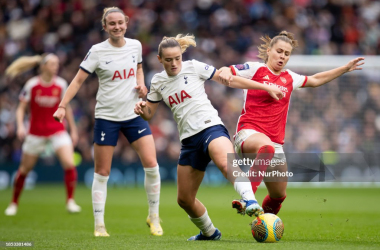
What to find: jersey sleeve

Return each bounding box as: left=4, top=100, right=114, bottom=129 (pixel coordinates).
left=230, top=62, right=260, bottom=79
left=288, top=70, right=308, bottom=90
left=191, top=59, right=216, bottom=80
left=79, top=47, right=99, bottom=74
left=19, top=81, right=33, bottom=102
left=147, top=77, right=162, bottom=103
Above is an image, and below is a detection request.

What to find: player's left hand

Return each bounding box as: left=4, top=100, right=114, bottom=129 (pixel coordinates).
left=135, top=85, right=148, bottom=98
left=345, top=57, right=365, bottom=72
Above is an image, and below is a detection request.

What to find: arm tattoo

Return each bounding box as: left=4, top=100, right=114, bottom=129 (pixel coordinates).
left=147, top=107, right=151, bottom=115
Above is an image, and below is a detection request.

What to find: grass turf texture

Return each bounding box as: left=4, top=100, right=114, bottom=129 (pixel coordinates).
left=0, top=184, right=379, bottom=249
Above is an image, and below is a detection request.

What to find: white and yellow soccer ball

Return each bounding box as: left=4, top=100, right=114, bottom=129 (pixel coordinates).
left=251, top=213, right=284, bottom=243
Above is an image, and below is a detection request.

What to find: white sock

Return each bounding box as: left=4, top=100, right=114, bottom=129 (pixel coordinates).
left=144, top=165, right=160, bottom=216
left=234, top=180, right=256, bottom=201
left=92, top=173, right=109, bottom=227
left=189, top=210, right=216, bottom=237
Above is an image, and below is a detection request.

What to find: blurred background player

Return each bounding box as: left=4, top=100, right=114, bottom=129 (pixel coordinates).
left=219, top=31, right=365, bottom=216
left=134, top=34, right=284, bottom=241
left=4, top=53, right=81, bottom=216
left=53, top=7, right=162, bottom=237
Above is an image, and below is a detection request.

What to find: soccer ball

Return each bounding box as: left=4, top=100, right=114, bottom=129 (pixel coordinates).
left=251, top=213, right=284, bottom=243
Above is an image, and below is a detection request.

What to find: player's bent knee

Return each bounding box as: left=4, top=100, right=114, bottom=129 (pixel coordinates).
left=142, top=160, right=158, bottom=169
left=258, top=144, right=275, bottom=155
left=19, top=164, right=34, bottom=174
left=95, top=169, right=110, bottom=176
left=177, top=197, right=193, bottom=209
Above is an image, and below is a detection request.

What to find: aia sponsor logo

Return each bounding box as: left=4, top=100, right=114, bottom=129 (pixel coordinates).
left=112, top=68, right=135, bottom=80
left=168, top=90, right=192, bottom=107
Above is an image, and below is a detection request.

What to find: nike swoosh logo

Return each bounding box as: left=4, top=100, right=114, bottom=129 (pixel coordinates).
left=161, top=86, right=166, bottom=91
left=205, top=135, right=212, bottom=143
left=138, top=128, right=147, bottom=134
left=106, top=61, right=112, bottom=64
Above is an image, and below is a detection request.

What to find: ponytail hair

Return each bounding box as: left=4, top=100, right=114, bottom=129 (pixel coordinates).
left=5, top=53, right=56, bottom=78
left=5, top=55, right=42, bottom=78
left=158, top=34, right=196, bottom=57
left=257, top=30, right=298, bottom=63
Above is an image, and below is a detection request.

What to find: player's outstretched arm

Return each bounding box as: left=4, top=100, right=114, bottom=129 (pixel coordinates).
left=16, top=100, right=28, bottom=141
left=53, top=69, right=89, bottom=123
left=304, top=57, right=365, bottom=88
left=134, top=100, right=159, bottom=121
left=213, top=67, right=284, bottom=100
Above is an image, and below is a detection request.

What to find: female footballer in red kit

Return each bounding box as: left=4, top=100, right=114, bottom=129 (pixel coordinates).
left=219, top=30, right=364, bottom=216
left=4, top=53, right=81, bottom=216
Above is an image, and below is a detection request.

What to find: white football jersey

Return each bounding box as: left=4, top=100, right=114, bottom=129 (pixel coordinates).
left=148, top=60, right=224, bottom=141
left=80, top=38, right=142, bottom=121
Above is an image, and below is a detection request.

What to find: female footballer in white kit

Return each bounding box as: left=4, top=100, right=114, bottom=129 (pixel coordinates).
left=53, top=7, right=162, bottom=237
left=134, top=34, right=284, bottom=241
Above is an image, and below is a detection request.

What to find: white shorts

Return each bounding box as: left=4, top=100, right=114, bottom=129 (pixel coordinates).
left=22, top=131, right=72, bottom=155
left=234, top=129, right=286, bottom=161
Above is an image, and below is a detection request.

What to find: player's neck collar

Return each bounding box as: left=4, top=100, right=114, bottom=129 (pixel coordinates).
left=107, top=37, right=127, bottom=48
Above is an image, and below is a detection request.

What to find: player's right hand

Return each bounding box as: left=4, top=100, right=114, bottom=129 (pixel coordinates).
left=17, top=126, right=26, bottom=141
left=218, top=67, right=233, bottom=86
left=134, top=101, right=146, bottom=115
left=267, top=85, right=284, bottom=101
left=53, top=107, right=66, bottom=123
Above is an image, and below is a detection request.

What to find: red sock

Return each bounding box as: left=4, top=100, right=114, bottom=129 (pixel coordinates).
left=262, top=195, right=286, bottom=214
left=12, top=170, right=27, bottom=204
left=249, top=145, right=275, bottom=193
left=64, top=167, right=77, bottom=201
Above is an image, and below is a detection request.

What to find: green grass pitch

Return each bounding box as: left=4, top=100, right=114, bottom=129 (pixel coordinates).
left=1, top=184, right=379, bottom=249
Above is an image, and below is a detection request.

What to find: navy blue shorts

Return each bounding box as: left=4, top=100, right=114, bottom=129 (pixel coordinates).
left=93, top=116, right=152, bottom=146
left=178, top=125, right=230, bottom=171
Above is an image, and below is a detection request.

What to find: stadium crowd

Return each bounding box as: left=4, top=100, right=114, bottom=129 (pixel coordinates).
left=0, top=0, right=379, bottom=164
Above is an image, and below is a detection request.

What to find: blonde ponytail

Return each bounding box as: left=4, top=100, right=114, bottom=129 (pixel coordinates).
left=5, top=55, right=42, bottom=78
left=158, top=34, right=196, bottom=57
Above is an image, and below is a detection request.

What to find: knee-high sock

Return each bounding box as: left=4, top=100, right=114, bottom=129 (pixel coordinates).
left=144, top=166, right=161, bottom=215
left=64, top=167, right=77, bottom=201
left=234, top=180, right=257, bottom=201
left=262, top=195, right=286, bottom=214
left=250, top=145, right=275, bottom=193
left=92, top=173, right=109, bottom=226
left=189, top=210, right=216, bottom=237
left=12, top=170, right=27, bottom=204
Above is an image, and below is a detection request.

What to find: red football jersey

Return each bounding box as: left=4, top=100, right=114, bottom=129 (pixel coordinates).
left=19, top=76, right=67, bottom=136
left=230, top=62, right=307, bottom=144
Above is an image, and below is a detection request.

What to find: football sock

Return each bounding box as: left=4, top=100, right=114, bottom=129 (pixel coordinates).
left=234, top=180, right=257, bottom=201
left=143, top=166, right=161, bottom=216
left=189, top=210, right=216, bottom=237
left=250, top=145, right=275, bottom=193
left=12, top=170, right=27, bottom=204
left=92, top=173, right=109, bottom=227
left=64, top=167, right=77, bottom=201
left=262, top=195, right=286, bottom=214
